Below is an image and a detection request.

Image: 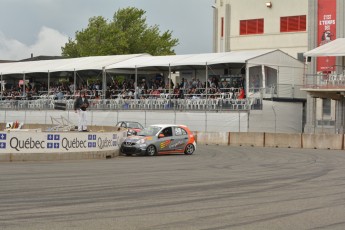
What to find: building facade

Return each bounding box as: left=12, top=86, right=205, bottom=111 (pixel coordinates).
left=303, top=0, right=345, bottom=134
left=213, top=0, right=345, bottom=134
left=212, top=0, right=308, bottom=59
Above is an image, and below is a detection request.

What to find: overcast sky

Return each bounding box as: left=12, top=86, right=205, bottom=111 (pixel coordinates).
left=0, top=0, right=213, bottom=60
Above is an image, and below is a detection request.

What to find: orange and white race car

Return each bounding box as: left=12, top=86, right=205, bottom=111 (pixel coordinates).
left=120, top=124, right=196, bottom=156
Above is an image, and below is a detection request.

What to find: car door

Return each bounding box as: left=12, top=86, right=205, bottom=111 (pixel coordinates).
left=171, top=127, right=189, bottom=151
left=157, top=127, right=174, bottom=152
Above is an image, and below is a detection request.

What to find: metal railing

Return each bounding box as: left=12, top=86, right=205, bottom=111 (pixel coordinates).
left=0, top=97, right=260, bottom=112
left=304, top=73, right=345, bottom=89
left=0, top=84, right=308, bottom=112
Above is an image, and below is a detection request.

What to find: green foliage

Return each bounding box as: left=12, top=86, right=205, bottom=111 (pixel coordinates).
left=61, top=7, right=179, bottom=57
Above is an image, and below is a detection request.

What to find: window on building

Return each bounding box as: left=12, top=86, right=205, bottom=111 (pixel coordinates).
left=221, top=17, right=224, bottom=38
left=240, top=19, right=264, bottom=35
left=322, top=98, right=331, bottom=117
left=297, top=53, right=305, bottom=62
left=280, top=15, right=306, bottom=32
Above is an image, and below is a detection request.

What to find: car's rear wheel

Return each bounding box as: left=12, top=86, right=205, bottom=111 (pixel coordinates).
left=184, top=144, right=195, bottom=155
left=146, top=145, right=157, bottom=156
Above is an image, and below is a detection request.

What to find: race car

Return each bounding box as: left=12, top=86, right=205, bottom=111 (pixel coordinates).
left=116, top=121, right=144, bottom=136
left=120, top=124, right=196, bottom=156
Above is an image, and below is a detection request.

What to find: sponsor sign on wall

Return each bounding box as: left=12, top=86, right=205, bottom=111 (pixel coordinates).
left=317, top=0, right=336, bottom=72
left=0, top=132, right=122, bottom=154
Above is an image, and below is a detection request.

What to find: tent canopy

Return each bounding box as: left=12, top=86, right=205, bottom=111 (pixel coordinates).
left=105, top=49, right=277, bottom=71
left=304, top=38, right=345, bottom=57
left=0, top=54, right=149, bottom=75
left=0, top=49, right=292, bottom=75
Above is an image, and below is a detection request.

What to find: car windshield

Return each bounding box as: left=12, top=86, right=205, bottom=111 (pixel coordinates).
left=137, top=126, right=161, bottom=136
left=127, top=122, right=143, bottom=129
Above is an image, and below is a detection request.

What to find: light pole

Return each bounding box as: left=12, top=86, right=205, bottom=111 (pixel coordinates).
left=272, top=104, right=277, bottom=133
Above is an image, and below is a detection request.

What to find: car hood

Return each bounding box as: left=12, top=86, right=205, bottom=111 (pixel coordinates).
left=124, top=135, right=154, bottom=142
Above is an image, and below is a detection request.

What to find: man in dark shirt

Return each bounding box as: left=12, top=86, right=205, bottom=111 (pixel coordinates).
left=74, top=91, right=89, bottom=132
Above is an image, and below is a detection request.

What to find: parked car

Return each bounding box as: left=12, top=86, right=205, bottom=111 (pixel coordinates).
left=120, top=124, right=196, bottom=156
left=116, top=121, right=144, bottom=136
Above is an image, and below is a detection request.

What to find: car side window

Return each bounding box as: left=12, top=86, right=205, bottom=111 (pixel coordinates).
left=174, top=127, right=188, bottom=136
left=161, top=127, right=173, bottom=137
left=175, top=127, right=182, bottom=136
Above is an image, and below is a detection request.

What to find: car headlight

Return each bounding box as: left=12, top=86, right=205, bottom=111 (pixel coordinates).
left=136, top=139, right=146, bottom=144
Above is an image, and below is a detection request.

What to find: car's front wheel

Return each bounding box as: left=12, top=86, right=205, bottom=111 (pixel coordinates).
left=184, top=144, right=195, bottom=155
left=146, top=145, right=157, bottom=156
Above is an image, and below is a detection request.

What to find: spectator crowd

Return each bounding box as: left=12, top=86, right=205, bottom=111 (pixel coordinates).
left=0, top=75, right=246, bottom=101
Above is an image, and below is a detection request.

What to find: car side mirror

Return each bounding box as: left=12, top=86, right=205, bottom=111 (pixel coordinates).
left=158, top=133, right=165, bottom=138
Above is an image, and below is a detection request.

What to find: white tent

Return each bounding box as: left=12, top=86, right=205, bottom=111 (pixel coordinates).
left=0, top=50, right=304, bottom=99
left=304, top=38, right=345, bottom=57
left=0, top=54, right=149, bottom=74
left=104, top=49, right=305, bottom=99
left=0, top=49, right=300, bottom=74
left=0, top=54, right=150, bottom=97
left=105, top=50, right=277, bottom=70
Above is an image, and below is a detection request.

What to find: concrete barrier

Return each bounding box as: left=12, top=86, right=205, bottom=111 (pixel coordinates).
left=0, top=150, right=119, bottom=162
left=2, top=122, right=345, bottom=160
left=230, top=132, right=264, bottom=147
left=302, top=133, right=344, bottom=150
left=195, top=132, right=229, bottom=145
left=0, top=124, right=127, bottom=162
left=265, top=133, right=302, bottom=148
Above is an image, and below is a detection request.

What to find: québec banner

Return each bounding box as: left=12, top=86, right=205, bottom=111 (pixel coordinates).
left=0, top=132, right=122, bottom=154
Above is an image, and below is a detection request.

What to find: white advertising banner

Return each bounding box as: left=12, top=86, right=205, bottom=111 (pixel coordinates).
left=0, top=131, right=126, bottom=154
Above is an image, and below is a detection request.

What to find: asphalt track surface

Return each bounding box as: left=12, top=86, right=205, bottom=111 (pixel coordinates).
left=1, top=146, right=345, bottom=230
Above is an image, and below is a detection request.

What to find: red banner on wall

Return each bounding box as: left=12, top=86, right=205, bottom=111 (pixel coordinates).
left=317, top=0, right=336, bottom=72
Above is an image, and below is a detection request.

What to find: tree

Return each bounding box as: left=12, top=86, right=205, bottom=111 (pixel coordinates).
left=61, top=7, right=179, bottom=57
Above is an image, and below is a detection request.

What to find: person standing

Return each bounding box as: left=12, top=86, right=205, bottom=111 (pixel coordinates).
left=74, top=91, right=89, bottom=132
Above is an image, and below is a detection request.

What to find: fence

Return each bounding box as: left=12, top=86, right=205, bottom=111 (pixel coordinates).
left=0, top=110, right=249, bottom=133
left=0, top=97, right=259, bottom=112
left=0, top=99, right=304, bottom=134
left=304, top=73, right=345, bottom=89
